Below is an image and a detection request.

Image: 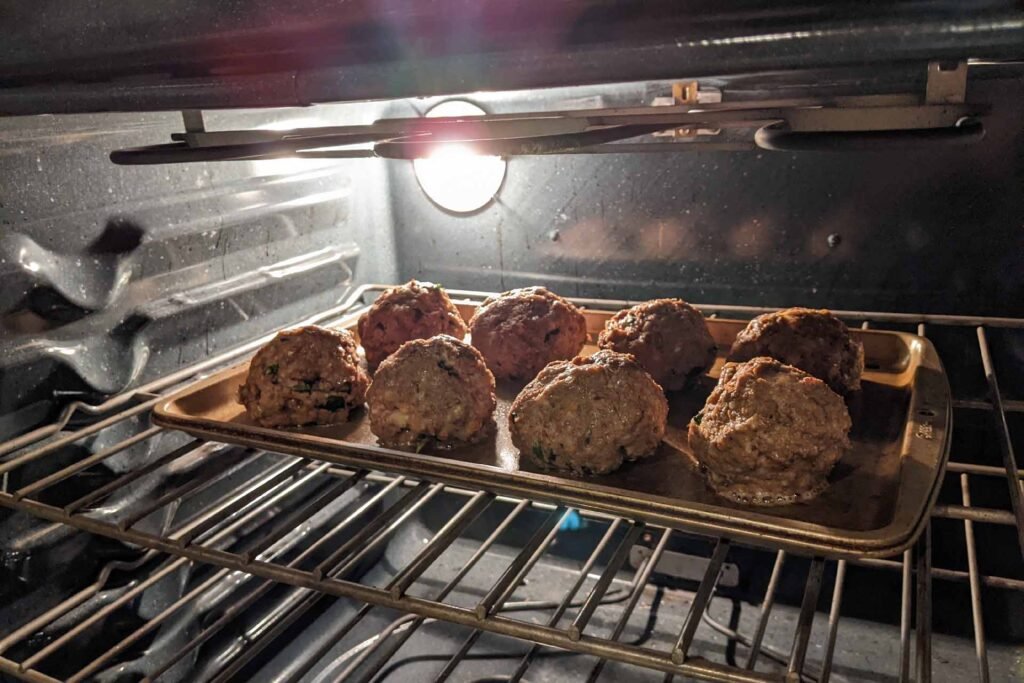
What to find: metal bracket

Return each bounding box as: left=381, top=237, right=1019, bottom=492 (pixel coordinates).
left=926, top=61, right=968, bottom=104
left=630, top=545, right=740, bottom=588
left=181, top=110, right=206, bottom=133
left=652, top=81, right=723, bottom=138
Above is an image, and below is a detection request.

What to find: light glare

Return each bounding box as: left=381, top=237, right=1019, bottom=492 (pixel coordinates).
left=413, top=101, right=507, bottom=214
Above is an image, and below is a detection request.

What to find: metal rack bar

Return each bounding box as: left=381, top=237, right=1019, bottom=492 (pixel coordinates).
left=437, top=507, right=573, bottom=682
left=388, top=490, right=494, bottom=598
left=69, top=468, right=376, bottom=682
left=899, top=549, right=913, bottom=683
left=856, top=556, right=1024, bottom=591
left=333, top=484, right=448, bottom=581
left=0, top=551, right=156, bottom=656
left=322, top=481, right=444, bottom=580
left=474, top=506, right=569, bottom=619
left=915, top=525, right=933, bottom=683
left=0, top=660, right=59, bottom=683
left=961, top=474, right=991, bottom=683
left=239, top=471, right=368, bottom=561
left=745, top=550, right=787, bottom=670
left=13, top=425, right=162, bottom=500
left=933, top=504, right=1018, bottom=526
left=172, top=456, right=311, bottom=546
left=671, top=540, right=731, bottom=664
left=63, top=439, right=210, bottom=513
left=330, top=500, right=533, bottom=683
left=21, top=557, right=188, bottom=671
left=116, top=447, right=255, bottom=530
left=0, top=397, right=161, bottom=475
left=700, top=613, right=815, bottom=683
left=433, top=630, right=479, bottom=683
left=10, top=488, right=782, bottom=682
left=976, top=327, right=1024, bottom=557
left=508, top=518, right=626, bottom=682
left=308, top=477, right=418, bottom=577
left=208, top=487, right=499, bottom=683
left=67, top=565, right=233, bottom=683
left=182, top=462, right=338, bottom=551
left=205, top=590, right=324, bottom=683
left=333, top=502, right=524, bottom=683
left=568, top=521, right=646, bottom=640
left=141, top=478, right=418, bottom=682
left=586, top=529, right=673, bottom=683
left=952, top=398, right=1024, bottom=413
left=818, top=559, right=847, bottom=683
left=0, top=583, right=97, bottom=655
left=947, top=460, right=1024, bottom=480
left=787, top=558, right=825, bottom=677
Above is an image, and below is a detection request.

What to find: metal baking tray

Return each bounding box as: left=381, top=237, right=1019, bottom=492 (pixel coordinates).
left=154, top=293, right=951, bottom=558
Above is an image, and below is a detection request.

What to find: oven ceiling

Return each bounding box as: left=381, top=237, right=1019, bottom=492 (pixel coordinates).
left=1, top=1, right=1023, bottom=114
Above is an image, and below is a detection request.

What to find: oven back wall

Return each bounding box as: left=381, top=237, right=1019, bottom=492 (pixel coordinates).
left=387, top=75, right=1024, bottom=319
left=0, top=106, right=396, bottom=439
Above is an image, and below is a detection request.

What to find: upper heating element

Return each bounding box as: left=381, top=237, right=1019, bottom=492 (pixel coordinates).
left=106, top=62, right=987, bottom=164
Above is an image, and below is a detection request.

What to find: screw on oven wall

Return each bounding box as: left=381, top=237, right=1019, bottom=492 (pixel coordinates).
left=827, top=233, right=842, bottom=248
left=549, top=229, right=560, bottom=242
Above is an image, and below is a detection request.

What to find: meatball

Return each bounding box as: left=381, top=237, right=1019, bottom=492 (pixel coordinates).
left=238, top=326, right=370, bottom=428
left=688, top=357, right=851, bottom=505
left=357, top=280, right=468, bottom=368
left=469, top=287, right=587, bottom=381
left=597, top=298, right=716, bottom=391
left=728, top=307, right=864, bottom=393
left=509, top=350, right=668, bottom=475
left=367, top=335, right=496, bottom=449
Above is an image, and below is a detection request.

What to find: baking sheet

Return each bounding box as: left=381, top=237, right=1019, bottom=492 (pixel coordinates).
left=154, top=299, right=951, bottom=558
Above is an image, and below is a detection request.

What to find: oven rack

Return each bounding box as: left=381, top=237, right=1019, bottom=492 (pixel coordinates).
left=0, top=285, right=1021, bottom=683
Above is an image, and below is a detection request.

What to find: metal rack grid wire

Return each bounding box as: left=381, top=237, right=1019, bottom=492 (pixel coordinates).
left=0, top=284, right=1021, bottom=683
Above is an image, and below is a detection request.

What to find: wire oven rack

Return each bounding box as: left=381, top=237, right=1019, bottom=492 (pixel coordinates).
left=0, top=285, right=1021, bottom=683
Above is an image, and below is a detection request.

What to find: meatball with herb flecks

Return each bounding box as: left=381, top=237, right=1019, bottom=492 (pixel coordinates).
left=728, top=307, right=864, bottom=394
left=469, top=287, right=587, bottom=381
left=509, top=350, right=668, bottom=475
left=367, top=335, right=496, bottom=450
left=598, top=298, right=716, bottom=391
left=238, top=326, right=369, bottom=428
left=688, top=356, right=851, bottom=505
left=357, top=280, right=467, bottom=368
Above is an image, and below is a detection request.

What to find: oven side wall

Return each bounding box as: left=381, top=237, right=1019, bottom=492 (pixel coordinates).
left=0, top=105, right=397, bottom=438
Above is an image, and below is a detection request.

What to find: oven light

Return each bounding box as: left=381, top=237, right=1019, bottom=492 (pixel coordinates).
left=413, top=101, right=506, bottom=214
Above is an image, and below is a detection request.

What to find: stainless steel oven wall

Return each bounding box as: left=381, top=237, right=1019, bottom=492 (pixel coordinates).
left=385, top=72, right=1024, bottom=318
left=0, top=105, right=397, bottom=439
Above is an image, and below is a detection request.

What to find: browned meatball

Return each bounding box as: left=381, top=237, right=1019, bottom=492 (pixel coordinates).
left=238, top=326, right=370, bottom=428
left=367, top=335, right=496, bottom=449
left=688, top=357, right=851, bottom=505
left=357, top=280, right=468, bottom=368
left=597, top=298, right=716, bottom=391
left=469, top=287, right=587, bottom=381
left=728, top=308, right=864, bottom=393
left=509, top=350, right=668, bottom=475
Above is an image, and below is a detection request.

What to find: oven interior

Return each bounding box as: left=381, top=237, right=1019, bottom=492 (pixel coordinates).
left=2, top=5, right=1024, bottom=682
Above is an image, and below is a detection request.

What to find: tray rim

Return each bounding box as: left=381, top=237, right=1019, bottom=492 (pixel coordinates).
left=153, top=293, right=952, bottom=559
